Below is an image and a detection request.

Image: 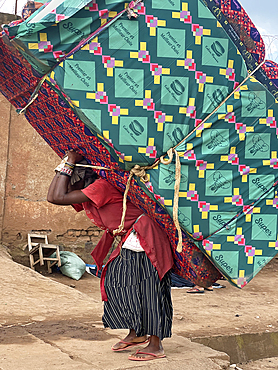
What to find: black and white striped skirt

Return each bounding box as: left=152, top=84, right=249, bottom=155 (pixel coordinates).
left=102, top=248, right=173, bottom=339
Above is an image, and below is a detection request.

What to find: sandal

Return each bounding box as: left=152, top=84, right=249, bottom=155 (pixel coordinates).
left=129, top=350, right=166, bottom=361
left=112, top=338, right=149, bottom=351
left=186, top=287, right=204, bottom=294
left=205, top=286, right=214, bottom=291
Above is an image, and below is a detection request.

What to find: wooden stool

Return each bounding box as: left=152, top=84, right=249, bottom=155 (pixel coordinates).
left=28, top=233, right=61, bottom=273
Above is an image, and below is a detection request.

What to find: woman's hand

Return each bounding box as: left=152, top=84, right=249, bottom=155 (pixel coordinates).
left=66, top=149, right=84, bottom=164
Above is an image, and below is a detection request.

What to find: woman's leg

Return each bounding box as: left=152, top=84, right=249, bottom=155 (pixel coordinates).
left=128, top=266, right=172, bottom=361
left=103, top=249, right=172, bottom=358
left=103, top=250, right=149, bottom=351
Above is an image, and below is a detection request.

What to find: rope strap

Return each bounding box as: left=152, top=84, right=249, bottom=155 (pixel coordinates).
left=112, top=161, right=159, bottom=235
left=173, top=60, right=265, bottom=150
left=75, top=163, right=112, bottom=170
left=172, top=150, right=183, bottom=253
left=17, top=75, right=47, bottom=115
left=111, top=149, right=183, bottom=253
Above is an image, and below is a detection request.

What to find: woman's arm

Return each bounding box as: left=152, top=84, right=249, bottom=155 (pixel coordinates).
left=47, top=172, right=60, bottom=203
left=47, top=150, right=90, bottom=206
left=47, top=172, right=90, bottom=205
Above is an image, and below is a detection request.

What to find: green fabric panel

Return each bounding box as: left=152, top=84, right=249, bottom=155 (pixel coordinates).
left=10, top=0, right=278, bottom=287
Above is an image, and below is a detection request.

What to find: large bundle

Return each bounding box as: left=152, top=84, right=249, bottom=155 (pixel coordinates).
left=1, top=0, right=278, bottom=288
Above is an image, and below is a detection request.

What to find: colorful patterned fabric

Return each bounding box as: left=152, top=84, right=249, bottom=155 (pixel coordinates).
left=22, top=1, right=45, bottom=20
left=1, top=0, right=278, bottom=289
left=218, top=0, right=265, bottom=63
left=262, top=60, right=278, bottom=90
left=0, top=34, right=221, bottom=288
left=217, top=0, right=278, bottom=97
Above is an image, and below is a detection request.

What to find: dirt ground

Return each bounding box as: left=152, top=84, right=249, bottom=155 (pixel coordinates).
left=1, top=246, right=278, bottom=369
left=45, top=258, right=278, bottom=339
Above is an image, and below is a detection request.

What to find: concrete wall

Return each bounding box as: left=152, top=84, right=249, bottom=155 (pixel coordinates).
left=0, top=12, right=103, bottom=267
left=0, top=99, right=103, bottom=266
left=0, top=12, right=20, bottom=24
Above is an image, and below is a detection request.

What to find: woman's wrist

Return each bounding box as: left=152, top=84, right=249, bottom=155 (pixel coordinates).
left=65, top=161, right=75, bottom=168
left=60, top=162, right=75, bottom=177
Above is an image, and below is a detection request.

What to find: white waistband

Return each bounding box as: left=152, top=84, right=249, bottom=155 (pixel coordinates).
left=122, top=231, right=144, bottom=252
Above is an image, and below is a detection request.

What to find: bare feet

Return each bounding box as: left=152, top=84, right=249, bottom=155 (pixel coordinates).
left=128, top=335, right=165, bottom=361
left=112, top=329, right=148, bottom=351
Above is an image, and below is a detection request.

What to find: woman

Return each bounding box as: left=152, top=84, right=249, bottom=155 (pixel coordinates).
left=47, top=149, right=174, bottom=361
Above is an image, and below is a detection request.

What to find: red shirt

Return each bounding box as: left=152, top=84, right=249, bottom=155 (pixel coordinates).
left=73, top=179, right=174, bottom=300
left=73, top=178, right=143, bottom=233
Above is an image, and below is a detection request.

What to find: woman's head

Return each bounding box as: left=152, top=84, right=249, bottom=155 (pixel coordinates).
left=70, top=159, right=98, bottom=189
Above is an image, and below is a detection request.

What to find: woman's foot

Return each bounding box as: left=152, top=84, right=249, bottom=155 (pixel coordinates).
left=129, top=335, right=165, bottom=361
left=205, top=285, right=214, bottom=291
left=186, top=285, right=204, bottom=293
left=112, top=329, right=148, bottom=351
